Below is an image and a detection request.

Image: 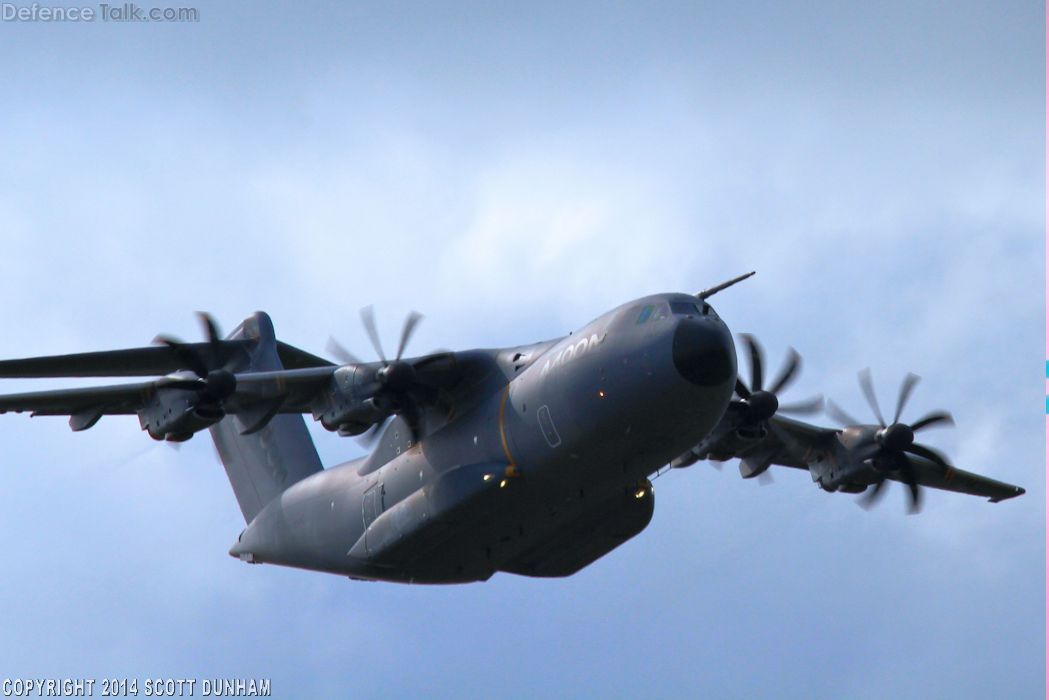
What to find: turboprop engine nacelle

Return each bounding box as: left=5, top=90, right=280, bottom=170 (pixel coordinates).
left=806, top=436, right=871, bottom=494
left=138, top=388, right=225, bottom=442
left=312, top=365, right=387, bottom=436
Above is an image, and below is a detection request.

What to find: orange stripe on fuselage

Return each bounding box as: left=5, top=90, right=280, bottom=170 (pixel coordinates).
left=498, top=384, right=517, bottom=468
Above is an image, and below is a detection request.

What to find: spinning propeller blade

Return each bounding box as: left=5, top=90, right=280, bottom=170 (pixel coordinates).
left=326, top=307, right=439, bottom=447
left=152, top=312, right=238, bottom=403
left=734, top=334, right=823, bottom=423
left=731, top=335, right=823, bottom=481
left=858, top=368, right=886, bottom=427
left=828, top=370, right=955, bottom=513
left=360, top=305, right=387, bottom=365
left=325, top=337, right=362, bottom=366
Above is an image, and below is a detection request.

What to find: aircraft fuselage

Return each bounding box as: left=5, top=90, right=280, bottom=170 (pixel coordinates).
left=230, top=293, right=737, bottom=582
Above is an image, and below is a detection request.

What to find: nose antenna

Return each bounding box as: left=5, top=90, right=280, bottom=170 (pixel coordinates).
left=696, top=271, right=756, bottom=300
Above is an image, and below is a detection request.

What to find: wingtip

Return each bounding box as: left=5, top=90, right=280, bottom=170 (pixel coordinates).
left=988, top=486, right=1025, bottom=503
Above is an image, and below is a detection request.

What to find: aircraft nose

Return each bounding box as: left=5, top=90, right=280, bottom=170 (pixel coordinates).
left=672, top=317, right=736, bottom=387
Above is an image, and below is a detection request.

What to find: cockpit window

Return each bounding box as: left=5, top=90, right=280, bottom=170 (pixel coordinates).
left=636, top=302, right=671, bottom=325
left=670, top=301, right=702, bottom=316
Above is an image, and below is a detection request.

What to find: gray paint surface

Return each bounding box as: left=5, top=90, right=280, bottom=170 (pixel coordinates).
left=210, top=313, right=323, bottom=522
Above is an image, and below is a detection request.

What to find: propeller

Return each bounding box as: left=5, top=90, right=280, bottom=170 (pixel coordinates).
left=731, top=335, right=823, bottom=480
left=734, top=334, right=824, bottom=422
left=327, top=307, right=433, bottom=445
left=154, top=312, right=240, bottom=414
left=827, top=369, right=955, bottom=513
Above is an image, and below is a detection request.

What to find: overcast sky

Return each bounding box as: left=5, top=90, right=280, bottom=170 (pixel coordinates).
left=0, top=2, right=1042, bottom=698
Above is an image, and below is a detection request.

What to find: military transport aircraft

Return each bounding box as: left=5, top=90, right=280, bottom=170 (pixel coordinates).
left=0, top=272, right=1024, bottom=583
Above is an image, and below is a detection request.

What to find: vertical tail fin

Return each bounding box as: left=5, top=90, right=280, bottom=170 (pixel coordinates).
left=210, top=312, right=323, bottom=523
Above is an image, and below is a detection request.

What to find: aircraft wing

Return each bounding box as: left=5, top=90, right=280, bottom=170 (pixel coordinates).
left=730, top=415, right=839, bottom=469
left=224, top=368, right=337, bottom=411
left=0, top=380, right=160, bottom=416
left=0, top=368, right=336, bottom=426
left=0, top=341, right=333, bottom=378
left=902, top=454, right=1025, bottom=502
left=721, top=415, right=1024, bottom=503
